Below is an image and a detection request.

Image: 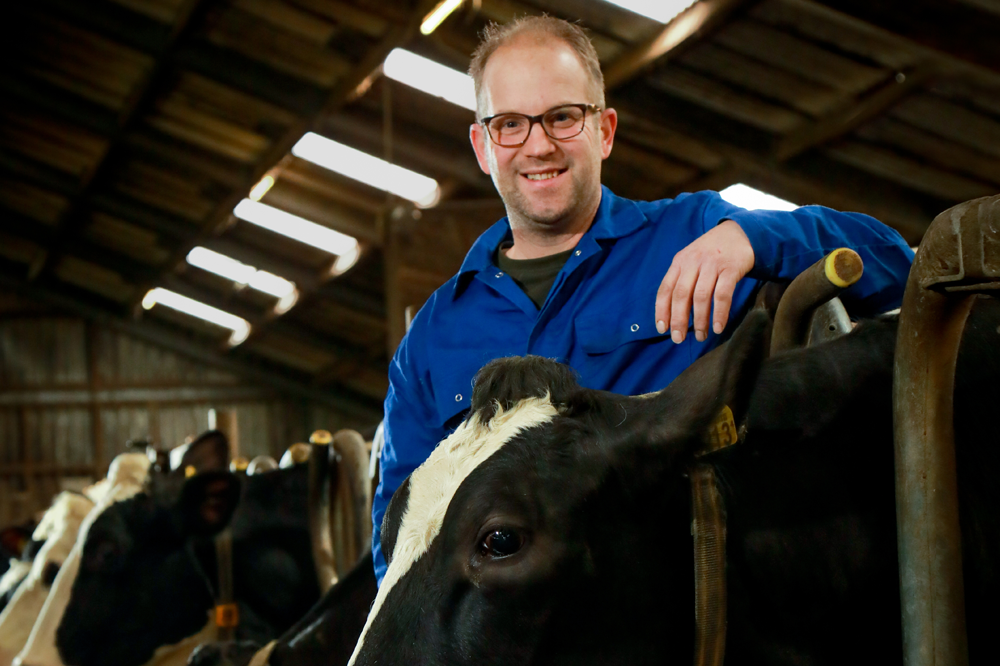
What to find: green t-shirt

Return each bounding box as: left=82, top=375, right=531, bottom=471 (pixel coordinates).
left=495, top=242, right=575, bottom=310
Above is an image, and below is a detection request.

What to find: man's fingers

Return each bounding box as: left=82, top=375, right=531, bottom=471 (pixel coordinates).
left=655, top=264, right=679, bottom=334
left=669, top=265, right=699, bottom=343
left=691, top=269, right=717, bottom=342
left=712, top=270, right=740, bottom=334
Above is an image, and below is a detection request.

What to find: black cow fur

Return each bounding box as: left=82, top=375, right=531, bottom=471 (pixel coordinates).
left=352, top=298, right=1000, bottom=666
left=188, top=551, right=378, bottom=666
left=56, top=464, right=320, bottom=666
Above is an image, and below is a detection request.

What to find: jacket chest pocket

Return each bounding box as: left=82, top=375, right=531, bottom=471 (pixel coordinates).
left=574, top=292, right=674, bottom=355
left=433, top=367, right=477, bottom=428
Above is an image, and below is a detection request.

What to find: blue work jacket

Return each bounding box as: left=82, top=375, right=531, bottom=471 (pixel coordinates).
left=373, top=186, right=915, bottom=585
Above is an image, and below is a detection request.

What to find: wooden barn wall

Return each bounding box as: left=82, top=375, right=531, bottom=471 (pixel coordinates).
left=0, top=316, right=375, bottom=526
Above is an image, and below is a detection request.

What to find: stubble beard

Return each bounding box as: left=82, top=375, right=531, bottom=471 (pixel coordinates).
left=499, top=162, right=599, bottom=237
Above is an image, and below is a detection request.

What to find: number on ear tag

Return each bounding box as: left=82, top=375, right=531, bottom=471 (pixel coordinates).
left=703, top=405, right=739, bottom=452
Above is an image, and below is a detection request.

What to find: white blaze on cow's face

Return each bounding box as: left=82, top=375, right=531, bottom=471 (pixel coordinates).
left=348, top=396, right=559, bottom=666
left=0, top=492, right=94, bottom=665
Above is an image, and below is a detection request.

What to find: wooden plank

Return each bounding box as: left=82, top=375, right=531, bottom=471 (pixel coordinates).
left=646, top=66, right=807, bottom=133
left=606, top=140, right=700, bottom=186
left=806, top=0, right=1000, bottom=78
left=752, top=0, right=920, bottom=70
left=891, top=93, right=1000, bottom=160
left=824, top=140, right=998, bottom=202
left=284, top=0, right=390, bottom=38
left=714, top=19, right=888, bottom=94
left=856, top=117, right=1000, bottom=187
left=774, top=61, right=942, bottom=160
left=204, top=7, right=353, bottom=87
left=613, top=107, right=725, bottom=171
left=604, top=0, right=754, bottom=89
left=679, top=42, right=843, bottom=116
left=232, top=0, right=338, bottom=45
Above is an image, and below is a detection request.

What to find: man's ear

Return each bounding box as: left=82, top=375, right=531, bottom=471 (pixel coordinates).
left=599, top=107, right=617, bottom=159
left=470, top=123, right=492, bottom=175
left=178, top=472, right=241, bottom=537
left=174, top=430, right=230, bottom=474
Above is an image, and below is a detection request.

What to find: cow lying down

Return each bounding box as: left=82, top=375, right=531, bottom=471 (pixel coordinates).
left=339, top=299, right=1000, bottom=666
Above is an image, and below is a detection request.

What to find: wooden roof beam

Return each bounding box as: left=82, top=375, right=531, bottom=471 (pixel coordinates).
left=604, top=0, right=758, bottom=90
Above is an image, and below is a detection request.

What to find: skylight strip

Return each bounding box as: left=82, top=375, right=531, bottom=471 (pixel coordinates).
left=719, top=184, right=798, bottom=211
left=292, top=132, right=441, bottom=207
left=233, top=199, right=360, bottom=256
left=382, top=48, right=476, bottom=112
left=141, top=288, right=251, bottom=346
left=601, top=0, right=700, bottom=23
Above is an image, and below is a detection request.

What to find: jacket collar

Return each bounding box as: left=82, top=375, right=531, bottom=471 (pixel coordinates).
left=452, top=186, right=649, bottom=299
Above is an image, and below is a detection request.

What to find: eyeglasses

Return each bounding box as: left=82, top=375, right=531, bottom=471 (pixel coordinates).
left=479, top=103, right=602, bottom=147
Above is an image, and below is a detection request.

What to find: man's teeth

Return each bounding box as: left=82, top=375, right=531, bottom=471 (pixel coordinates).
left=525, top=171, right=560, bottom=181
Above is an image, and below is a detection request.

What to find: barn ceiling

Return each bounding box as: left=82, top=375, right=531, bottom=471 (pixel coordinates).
left=1, top=0, right=998, bottom=415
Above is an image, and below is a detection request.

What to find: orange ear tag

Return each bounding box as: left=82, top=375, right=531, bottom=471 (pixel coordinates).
left=215, top=603, right=239, bottom=628
left=184, top=465, right=197, bottom=478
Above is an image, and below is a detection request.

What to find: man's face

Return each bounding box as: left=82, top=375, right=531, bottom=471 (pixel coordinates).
left=470, top=37, right=616, bottom=232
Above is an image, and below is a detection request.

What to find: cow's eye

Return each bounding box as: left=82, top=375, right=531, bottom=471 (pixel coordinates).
left=480, top=528, right=523, bottom=558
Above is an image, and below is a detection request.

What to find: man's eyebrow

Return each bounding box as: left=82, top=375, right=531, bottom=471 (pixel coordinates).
left=489, top=103, right=579, bottom=116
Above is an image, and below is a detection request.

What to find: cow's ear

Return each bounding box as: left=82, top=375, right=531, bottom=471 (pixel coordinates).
left=640, top=308, right=771, bottom=451
left=175, top=430, right=230, bottom=474
left=178, top=471, right=241, bottom=537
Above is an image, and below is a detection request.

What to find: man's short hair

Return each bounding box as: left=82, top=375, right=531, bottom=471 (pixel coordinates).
left=468, top=16, right=606, bottom=118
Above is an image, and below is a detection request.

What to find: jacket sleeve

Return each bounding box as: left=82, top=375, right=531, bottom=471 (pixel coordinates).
left=698, top=193, right=914, bottom=315
left=371, top=322, right=446, bottom=586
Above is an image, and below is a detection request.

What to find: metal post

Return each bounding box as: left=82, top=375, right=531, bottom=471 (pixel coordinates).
left=894, top=194, right=1000, bottom=666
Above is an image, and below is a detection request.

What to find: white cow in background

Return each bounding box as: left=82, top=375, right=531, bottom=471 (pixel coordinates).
left=0, top=494, right=95, bottom=666
left=9, top=453, right=151, bottom=666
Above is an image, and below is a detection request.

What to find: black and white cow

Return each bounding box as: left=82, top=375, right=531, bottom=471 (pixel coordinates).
left=344, top=299, right=1000, bottom=666
left=54, top=457, right=321, bottom=666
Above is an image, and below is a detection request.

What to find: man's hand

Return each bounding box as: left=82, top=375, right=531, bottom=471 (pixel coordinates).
left=655, top=220, right=755, bottom=343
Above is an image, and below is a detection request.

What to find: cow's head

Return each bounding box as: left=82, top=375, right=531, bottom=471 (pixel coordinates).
left=55, top=470, right=241, bottom=666
left=350, top=310, right=771, bottom=665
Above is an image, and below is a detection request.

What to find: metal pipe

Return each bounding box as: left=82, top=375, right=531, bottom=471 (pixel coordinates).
left=894, top=194, right=1000, bottom=666
left=770, top=248, right=864, bottom=355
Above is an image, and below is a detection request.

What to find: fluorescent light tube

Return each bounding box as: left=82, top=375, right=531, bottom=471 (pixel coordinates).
left=601, top=0, right=699, bottom=23
left=142, top=287, right=251, bottom=346
left=292, top=132, right=441, bottom=207
left=421, top=0, right=463, bottom=35
left=720, top=183, right=798, bottom=211
left=383, top=48, right=476, bottom=112
left=233, top=199, right=361, bottom=257
left=186, top=246, right=299, bottom=314
left=249, top=175, right=275, bottom=201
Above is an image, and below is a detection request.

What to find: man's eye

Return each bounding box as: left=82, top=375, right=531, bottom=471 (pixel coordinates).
left=479, top=528, right=524, bottom=558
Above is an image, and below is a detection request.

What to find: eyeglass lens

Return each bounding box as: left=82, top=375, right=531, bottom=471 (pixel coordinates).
left=487, top=105, right=588, bottom=146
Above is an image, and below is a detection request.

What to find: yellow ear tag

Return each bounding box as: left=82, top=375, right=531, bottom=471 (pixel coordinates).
left=702, top=405, right=739, bottom=452
left=184, top=465, right=197, bottom=478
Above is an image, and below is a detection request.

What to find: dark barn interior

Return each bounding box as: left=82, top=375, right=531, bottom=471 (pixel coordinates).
left=0, top=0, right=998, bottom=574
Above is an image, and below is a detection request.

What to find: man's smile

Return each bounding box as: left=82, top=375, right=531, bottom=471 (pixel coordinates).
left=522, top=168, right=568, bottom=182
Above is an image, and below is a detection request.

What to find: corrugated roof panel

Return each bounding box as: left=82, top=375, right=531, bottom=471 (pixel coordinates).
left=891, top=92, right=1000, bottom=159
left=20, top=16, right=154, bottom=111
left=112, top=160, right=219, bottom=222
left=147, top=94, right=273, bottom=163
left=84, top=212, right=173, bottom=266
left=94, top=328, right=240, bottom=385
left=0, top=233, right=43, bottom=266
left=54, top=256, right=137, bottom=303
left=108, top=0, right=192, bottom=24
left=204, top=5, right=354, bottom=87
left=169, top=72, right=299, bottom=135
left=233, top=0, right=339, bottom=44
left=0, top=179, right=70, bottom=225
left=0, top=110, right=109, bottom=180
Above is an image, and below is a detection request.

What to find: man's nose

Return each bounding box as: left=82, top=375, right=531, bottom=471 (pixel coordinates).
left=521, top=121, right=556, bottom=156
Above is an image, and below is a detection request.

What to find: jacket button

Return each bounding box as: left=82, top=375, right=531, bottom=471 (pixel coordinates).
left=631, top=323, right=639, bottom=332
left=495, top=272, right=503, bottom=278
left=575, top=250, right=581, bottom=256
left=455, top=394, right=463, bottom=402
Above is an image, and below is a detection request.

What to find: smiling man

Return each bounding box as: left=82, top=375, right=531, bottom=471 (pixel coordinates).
left=372, top=16, right=914, bottom=585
